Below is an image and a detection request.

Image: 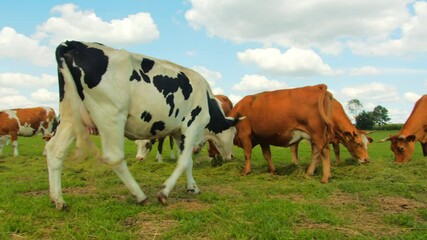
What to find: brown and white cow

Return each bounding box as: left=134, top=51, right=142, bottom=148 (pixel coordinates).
left=290, top=98, right=373, bottom=164
left=228, top=84, right=334, bottom=183
left=0, top=107, right=57, bottom=156
left=380, top=95, right=427, bottom=163
left=47, top=41, right=239, bottom=209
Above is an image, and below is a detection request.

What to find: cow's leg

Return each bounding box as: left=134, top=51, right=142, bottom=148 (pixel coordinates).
left=156, top=137, right=165, bottom=162
left=238, top=133, right=254, bottom=176
left=158, top=133, right=200, bottom=205
left=306, top=143, right=319, bottom=176
left=421, top=142, right=427, bottom=157
left=332, top=142, right=341, bottom=164
left=97, top=121, right=147, bottom=204
left=169, top=135, right=175, bottom=160
left=260, top=144, right=276, bottom=174
left=320, top=145, right=331, bottom=183
left=290, top=144, right=299, bottom=164
left=9, top=132, right=18, bottom=156
left=45, top=123, right=75, bottom=209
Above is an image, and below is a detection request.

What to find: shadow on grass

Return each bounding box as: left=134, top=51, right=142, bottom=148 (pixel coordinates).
left=275, top=163, right=304, bottom=176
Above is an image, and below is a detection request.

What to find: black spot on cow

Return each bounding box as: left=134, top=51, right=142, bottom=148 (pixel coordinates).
left=56, top=41, right=109, bottom=100
left=187, top=106, right=202, bottom=127
left=153, top=72, right=193, bottom=100
left=179, top=134, right=185, bottom=152
left=57, top=69, right=65, bottom=102
left=166, top=94, right=175, bottom=117
left=206, top=92, right=238, bottom=134
left=130, top=70, right=141, bottom=82
left=140, top=111, right=152, bottom=122
left=175, top=109, right=179, bottom=118
left=141, top=70, right=150, bottom=83
left=150, top=121, right=165, bottom=135
left=141, top=58, right=155, bottom=73
left=130, top=69, right=150, bottom=83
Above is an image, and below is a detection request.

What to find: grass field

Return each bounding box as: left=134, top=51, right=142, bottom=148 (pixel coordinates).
left=0, top=131, right=426, bottom=239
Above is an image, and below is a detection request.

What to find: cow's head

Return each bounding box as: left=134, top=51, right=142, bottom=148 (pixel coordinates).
left=340, top=131, right=372, bottom=163
left=380, top=135, right=416, bottom=163
left=135, top=140, right=153, bottom=161
left=206, top=122, right=238, bottom=161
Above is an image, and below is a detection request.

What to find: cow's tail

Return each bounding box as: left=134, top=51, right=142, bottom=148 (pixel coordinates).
left=56, top=41, right=100, bottom=161
left=317, top=85, right=334, bottom=145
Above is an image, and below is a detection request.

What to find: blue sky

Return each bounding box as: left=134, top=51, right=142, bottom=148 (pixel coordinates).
left=0, top=0, right=426, bottom=123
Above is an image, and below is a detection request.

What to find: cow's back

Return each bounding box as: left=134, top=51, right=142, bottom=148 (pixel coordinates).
left=400, top=95, right=427, bottom=136
left=230, top=84, right=333, bottom=147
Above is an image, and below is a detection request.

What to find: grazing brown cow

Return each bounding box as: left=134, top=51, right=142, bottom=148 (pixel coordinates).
left=0, top=107, right=57, bottom=156
left=228, top=84, right=334, bottom=183
left=290, top=99, right=373, bottom=164
left=380, top=95, right=427, bottom=163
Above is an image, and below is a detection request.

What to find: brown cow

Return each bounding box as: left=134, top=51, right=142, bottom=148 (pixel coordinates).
left=290, top=99, right=373, bottom=164
left=0, top=107, right=57, bottom=156
left=228, top=84, right=334, bottom=183
left=380, top=95, right=427, bottom=163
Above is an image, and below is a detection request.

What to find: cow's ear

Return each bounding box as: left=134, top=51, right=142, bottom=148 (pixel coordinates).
left=367, top=137, right=374, bottom=143
left=406, top=135, right=416, bottom=142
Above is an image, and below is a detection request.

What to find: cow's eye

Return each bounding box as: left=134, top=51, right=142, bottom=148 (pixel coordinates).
left=397, top=147, right=404, bottom=152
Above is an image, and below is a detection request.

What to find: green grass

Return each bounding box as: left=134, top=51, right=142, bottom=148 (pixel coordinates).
left=0, top=131, right=426, bottom=239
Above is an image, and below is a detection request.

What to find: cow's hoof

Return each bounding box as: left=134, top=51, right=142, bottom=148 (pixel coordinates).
left=187, top=188, right=200, bottom=195
left=157, top=192, right=168, bottom=206
left=138, top=197, right=149, bottom=206
left=320, top=178, right=329, bottom=184
left=55, top=202, right=68, bottom=211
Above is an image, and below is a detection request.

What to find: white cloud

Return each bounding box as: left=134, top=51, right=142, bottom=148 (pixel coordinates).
left=0, top=87, right=19, bottom=96
left=232, top=74, right=287, bottom=93
left=191, top=66, right=221, bottom=85
left=237, top=47, right=338, bottom=76
left=31, top=88, right=58, bottom=103
left=186, top=0, right=411, bottom=54
left=0, top=95, right=37, bottom=111
left=349, top=66, right=381, bottom=76
left=0, top=73, right=56, bottom=88
left=0, top=27, right=54, bottom=66
left=228, top=94, right=243, bottom=106
left=404, top=92, right=421, bottom=102
left=340, top=82, right=400, bottom=103
left=191, top=66, right=224, bottom=94
left=349, top=1, right=427, bottom=56
left=34, top=3, right=160, bottom=46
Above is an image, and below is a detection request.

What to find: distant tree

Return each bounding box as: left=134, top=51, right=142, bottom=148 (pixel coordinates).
left=347, top=99, right=363, bottom=121
left=355, top=110, right=375, bottom=130
left=372, top=105, right=391, bottom=126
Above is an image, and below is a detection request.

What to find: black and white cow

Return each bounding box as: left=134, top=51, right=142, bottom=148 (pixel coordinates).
left=46, top=41, right=239, bottom=209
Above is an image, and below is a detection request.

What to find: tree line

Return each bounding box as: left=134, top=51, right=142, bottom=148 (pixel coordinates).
left=346, top=99, right=399, bottom=130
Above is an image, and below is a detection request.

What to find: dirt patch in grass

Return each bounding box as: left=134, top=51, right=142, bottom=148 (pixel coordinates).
left=378, top=196, right=426, bottom=212
left=166, top=198, right=211, bottom=211
left=207, top=185, right=242, bottom=197
left=124, top=213, right=179, bottom=239
left=22, top=186, right=96, bottom=196
left=294, top=192, right=426, bottom=238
